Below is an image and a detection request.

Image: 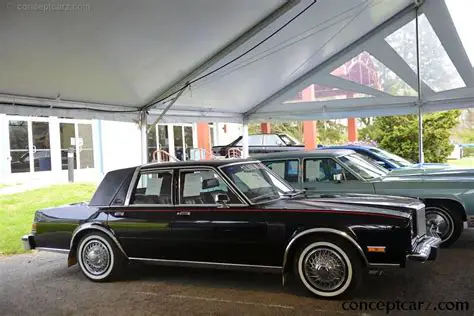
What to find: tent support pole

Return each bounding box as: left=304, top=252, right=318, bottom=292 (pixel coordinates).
left=242, top=120, right=249, bottom=158
left=140, top=110, right=148, bottom=164
left=415, top=5, right=424, bottom=164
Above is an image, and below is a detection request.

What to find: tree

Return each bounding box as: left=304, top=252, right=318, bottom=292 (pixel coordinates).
left=367, top=110, right=461, bottom=163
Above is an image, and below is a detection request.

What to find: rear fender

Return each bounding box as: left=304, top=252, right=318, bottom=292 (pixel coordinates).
left=67, top=222, right=128, bottom=267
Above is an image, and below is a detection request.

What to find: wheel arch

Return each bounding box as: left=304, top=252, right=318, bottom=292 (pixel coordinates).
left=281, top=228, right=368, bottom=285
left=422, top=198, right=467, bottom=221
left=68, top=223, right=128, bottom=267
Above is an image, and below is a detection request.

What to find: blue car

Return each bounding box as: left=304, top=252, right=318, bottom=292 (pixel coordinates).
left=319, top=145, right=450, bottom=170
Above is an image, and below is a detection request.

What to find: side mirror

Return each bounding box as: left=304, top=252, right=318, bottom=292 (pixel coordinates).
left=215, top=193, right=230, bottom=207
left=333, top=173, right=342, bottom=183
left=375, top=160, right=385, bottom=166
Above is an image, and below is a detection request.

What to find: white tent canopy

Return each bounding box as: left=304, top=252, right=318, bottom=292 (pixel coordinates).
left=1, top=0, right=473, bottom=124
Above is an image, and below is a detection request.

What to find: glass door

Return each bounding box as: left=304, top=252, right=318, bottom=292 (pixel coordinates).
left=60, top=123, right=77, bottom=170
left=59, top=121, right=95, bottom=170
left=9, top=120, right=30, bottom=173
left=8, top=119, right=51, bottom=173
left=184, top=125, right=193, bottom=161
left=32, top=122, right=51, bottom=172
left=173, top=126, right=184, bottom=161
left=78, top=124, right=94, bottom=169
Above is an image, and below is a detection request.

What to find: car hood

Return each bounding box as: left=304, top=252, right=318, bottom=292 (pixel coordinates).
left=382, top=168, right=474, bottom=180
left=262, top=193, right=422, bottom=219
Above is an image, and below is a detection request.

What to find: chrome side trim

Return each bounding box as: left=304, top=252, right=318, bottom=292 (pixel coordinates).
left=129, top=257, right=281, bottom=273
left=368, top=263, right=401, bottom=268
left=70, top=223, right=128, bottom=259
left=283, top=228, right=369, bottom=270
left=36, top=247, right=69, bottom=254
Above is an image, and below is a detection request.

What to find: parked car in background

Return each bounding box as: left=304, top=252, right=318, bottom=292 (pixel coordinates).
left=212, top=133, right=304, bottom=157
left=22, top=159, right=440, bottom=298
left=254, top=149, right=474, bottom=247
left=320, top=145, right=450, bottom=171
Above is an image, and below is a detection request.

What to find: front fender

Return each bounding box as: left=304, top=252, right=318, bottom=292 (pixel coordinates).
left=281, top=227, right=369, bottom=286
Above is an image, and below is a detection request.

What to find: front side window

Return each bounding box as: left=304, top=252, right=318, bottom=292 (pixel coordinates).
left=221, top=162, right=293, bottom=203
left=263, top=159, right=300, bottom=183
left=130, top=170, right=173, bottom=205
left=304, top=158, right=357, bottom=182
left=179, top=169, right=241, bottom=205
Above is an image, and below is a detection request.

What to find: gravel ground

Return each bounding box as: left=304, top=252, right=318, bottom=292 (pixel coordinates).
left=1, top=231, right=473, bottom=316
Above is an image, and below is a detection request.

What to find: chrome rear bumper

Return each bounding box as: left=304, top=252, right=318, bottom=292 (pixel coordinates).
left=21, top=234, right=35, bottom=251
left=407, top=233, right=441, bottom=262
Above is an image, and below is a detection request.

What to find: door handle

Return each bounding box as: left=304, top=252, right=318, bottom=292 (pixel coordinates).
left=177, top=211, right=191, bottom=216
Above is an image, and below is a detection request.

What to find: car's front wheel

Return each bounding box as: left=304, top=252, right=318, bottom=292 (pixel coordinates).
left=77, top=232, right=125, bottom=282
left=293, top=236, right=365, bottom=298
left=425, top=204, right=463, bottom=248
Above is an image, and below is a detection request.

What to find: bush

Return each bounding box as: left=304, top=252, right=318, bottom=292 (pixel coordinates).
left=366, top=110, right=461, bottom=163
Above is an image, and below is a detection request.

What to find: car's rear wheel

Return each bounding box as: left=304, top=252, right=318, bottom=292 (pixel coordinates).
left=293, top=236, right=365, bottom=298
left=77, top=232, right=125, bottom=282
left=425, top=204, right=463, bottom=248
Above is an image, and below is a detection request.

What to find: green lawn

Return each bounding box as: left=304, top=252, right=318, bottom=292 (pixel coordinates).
left=448, top=157, right=474, bottom=169
left=0, top=183, right=97, bottom=255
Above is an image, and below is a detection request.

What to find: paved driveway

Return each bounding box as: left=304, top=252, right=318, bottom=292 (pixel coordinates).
left=1, top=231, right=473, bottom=316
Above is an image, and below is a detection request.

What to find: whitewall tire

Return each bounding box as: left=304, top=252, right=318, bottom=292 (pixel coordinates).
left=77, top=232, right=124, bottom=282
left=293, top=237, right=364, bottom=298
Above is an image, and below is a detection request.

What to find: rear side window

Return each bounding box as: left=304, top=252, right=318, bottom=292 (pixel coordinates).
left=130, top=170, right=173, bottom=205
left=263, top=159, right=300, bottom=183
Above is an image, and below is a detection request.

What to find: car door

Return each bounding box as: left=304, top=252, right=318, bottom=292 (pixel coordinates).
left=302, top=157, right=375, bottom=194
left=106, top=168, right=177, bottom=259
left=170, top=167, right=270, bottom=265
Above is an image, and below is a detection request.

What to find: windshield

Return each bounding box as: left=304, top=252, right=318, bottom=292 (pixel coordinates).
left=279, top=134, right=302, bottom=146
left=368, top=147, right=413, bottom=167
left=338, top=153, right=389, bottom=180
left=221, top=162, right=294, bottom=203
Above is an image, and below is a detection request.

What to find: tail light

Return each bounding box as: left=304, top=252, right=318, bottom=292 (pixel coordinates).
left=31, top=222, right=37, bottom=233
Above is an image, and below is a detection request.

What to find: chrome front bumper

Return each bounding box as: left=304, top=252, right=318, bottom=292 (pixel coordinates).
left=21, top=234, right=36, bottom=251
left=407, top=233, right=441, bottom=262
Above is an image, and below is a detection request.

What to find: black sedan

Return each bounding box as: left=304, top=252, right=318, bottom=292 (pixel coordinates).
left=22, top=159, right=440, bottom=298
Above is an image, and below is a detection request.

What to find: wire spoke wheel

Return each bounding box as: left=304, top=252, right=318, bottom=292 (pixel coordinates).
left=303, top=247, right=347, bottom=292
left=81, top=239, right=111, bottom=275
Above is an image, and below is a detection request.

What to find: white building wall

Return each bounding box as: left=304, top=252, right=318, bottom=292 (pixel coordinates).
left=100, top=120, right=142, bottom=174
left=215, top=123, right=242, bottom=146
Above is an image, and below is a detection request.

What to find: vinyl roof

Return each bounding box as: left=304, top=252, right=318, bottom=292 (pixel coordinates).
left=1, top=0, right=473, bottom=123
